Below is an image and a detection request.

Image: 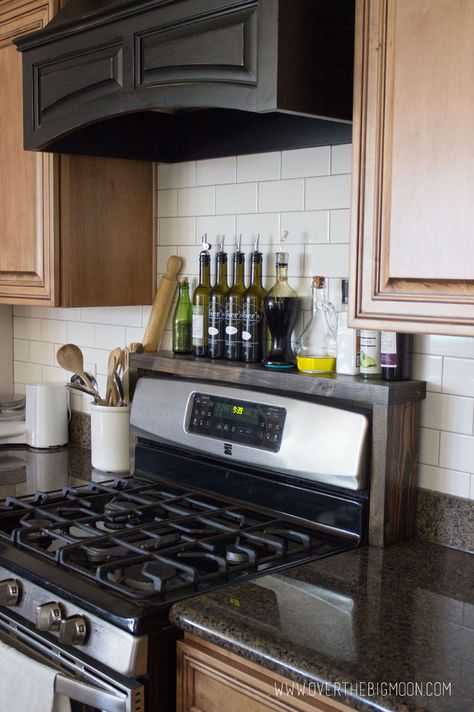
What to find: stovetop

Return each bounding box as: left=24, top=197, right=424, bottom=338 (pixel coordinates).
left=0, top=471, right=360, bottom=633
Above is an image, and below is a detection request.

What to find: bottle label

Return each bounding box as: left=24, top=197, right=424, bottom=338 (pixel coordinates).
left=381, top=332, right=397, bottom=367
left=208, top=297, right=225, bottom=358
left=241, top=301, right=264, bottom=362
left=192, top=306, right=204, bottom=340
left=359, top=331, right=381, bottom=374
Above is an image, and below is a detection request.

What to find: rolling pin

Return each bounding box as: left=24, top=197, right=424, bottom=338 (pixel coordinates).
left=142, top=255, right=183, bottom=352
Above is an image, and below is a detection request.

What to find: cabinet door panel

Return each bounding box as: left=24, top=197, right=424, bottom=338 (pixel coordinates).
left=0, top=1, right=56, bottom=304
left=350, top=0, right=474, bottom=335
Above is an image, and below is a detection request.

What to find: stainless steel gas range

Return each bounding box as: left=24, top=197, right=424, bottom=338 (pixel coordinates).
left=0, top=376, right=369, bottom=712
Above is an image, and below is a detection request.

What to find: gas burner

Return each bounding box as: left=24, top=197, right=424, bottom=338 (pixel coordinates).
left=103, top=499, right=144, bottom=530
left=143, top=561, right=179, bottom=593
left=124, top=564, right=156, bottom=593
left=84, top=541, right=128, bottom=564
left=225, top=545, right=250, bottom=565
left=19, top=517, right=54, bottom=547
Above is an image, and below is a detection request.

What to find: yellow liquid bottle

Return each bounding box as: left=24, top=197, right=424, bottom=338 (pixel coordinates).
left=295, top=276, right=337, bottom=374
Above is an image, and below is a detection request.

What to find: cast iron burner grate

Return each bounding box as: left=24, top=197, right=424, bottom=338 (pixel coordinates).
left=0, top=479, right=327, bottom=603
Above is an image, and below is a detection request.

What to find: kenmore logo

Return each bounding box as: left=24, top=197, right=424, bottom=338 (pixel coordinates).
left=224, top=443, right=232, bottom=456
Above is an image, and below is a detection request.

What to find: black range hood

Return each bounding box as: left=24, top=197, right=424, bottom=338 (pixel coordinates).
left=15, top=0, right=354, bottom=163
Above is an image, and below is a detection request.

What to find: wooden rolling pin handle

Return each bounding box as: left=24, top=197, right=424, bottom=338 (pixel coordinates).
left=142, top=255, right=183, bottom=352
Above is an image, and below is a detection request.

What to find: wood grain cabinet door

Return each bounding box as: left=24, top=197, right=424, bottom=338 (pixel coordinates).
left=0, top=0, right=57, bottom=304
left=350, top=0, right=474, bottom=336
left=176, top=634, right=353, bottom=712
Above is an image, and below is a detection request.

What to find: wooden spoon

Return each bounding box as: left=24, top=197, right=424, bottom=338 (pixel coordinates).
left=106, top=347, right=123, bottom=406
left=57, top=344, right=96, bottom=393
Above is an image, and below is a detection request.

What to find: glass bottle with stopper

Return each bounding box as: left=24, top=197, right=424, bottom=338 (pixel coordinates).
left=263, top=233, right=300, bottom=370
left=208, top=235, right=229, bottom=359
left=242, top=234, right=266, bottom=363
left=295, top=276, right=337, bottom=373
left=225, top=234, right=246, bottom=361
left=192, top=234, right=212, bottom=357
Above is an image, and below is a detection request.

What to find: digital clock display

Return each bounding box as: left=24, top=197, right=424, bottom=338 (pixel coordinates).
left=214, top=401, right=259, bottom=425
left=187, top=393, right=286, bottom=452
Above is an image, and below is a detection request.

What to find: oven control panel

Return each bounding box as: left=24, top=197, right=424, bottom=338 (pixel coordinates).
left=186, top=392, right=286, bottom=452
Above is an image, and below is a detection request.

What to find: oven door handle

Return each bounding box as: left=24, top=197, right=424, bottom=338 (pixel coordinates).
left=55, top=674, right=127, bottom=712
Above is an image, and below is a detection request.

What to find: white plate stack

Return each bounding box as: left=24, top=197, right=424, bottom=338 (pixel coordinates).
left=0, top=394, right=26, bottom=444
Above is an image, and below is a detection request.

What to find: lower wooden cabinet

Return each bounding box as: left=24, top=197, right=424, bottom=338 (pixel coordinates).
left=177, top=634, right=353, bottom=712
left=0, top=0, right=155, bottom=307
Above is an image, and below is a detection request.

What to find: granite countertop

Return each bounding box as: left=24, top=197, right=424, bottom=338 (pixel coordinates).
left=0, top=444, right=115, bottom=498
left=170, top=540, right=474, bottom=712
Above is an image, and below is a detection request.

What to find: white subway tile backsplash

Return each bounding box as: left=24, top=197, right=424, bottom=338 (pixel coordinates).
left=259, top=179, right=304, bottom=213
left=14, top=361, right=42, bottom=384
left=158, top=162, right=196, bottom=190
left=414, top=335, right=474, bottom=358
left=41, top=319, right=67, bottom=344
left=304, top=244, right=350, bottom=278
left=13, top=317, right=42, bottom=341
left=418, top=464, right=471, bottom=498
left=281, top=147, right=330, bottom=179
left=197, top=157, right=236, bottom=186
left=439, top=431, right=474, bottom=474
left=67, top=322, right=95, bottom=348
left=42, top=365, right=67, bottom=383
left=177, top=245, right=203, bottom=279
left=178, top=187, right=215, bottom=217
left=412, top=354, right=442, bottom=393
left=109, top=307, right=142, bottom=328
left=195, top=215, right=236, bottom=245
left=237, top=152, right=280, bottom=183
left=94, top=324, right=126, bottom=350
left=157, top=189, right=178, bottom=217
left=29, top=341, right=54, bottom=366
left=236, top=213, right=280, bottom=245
left=14, top=339, right=29, bottom=362
left=421, top=392, right=474, bottom=435
left=418, top=428, right=440, bottom=466
left=442, top=357, right=474, bottom=398
left=329, top=209, right=351, bottom=243
left=216, top=183, right=257, bottom=214
left=306, top=174, right=351, bottom=210
left=81, top=348, right=110, bottom=376
left=158, top=217, right=196, bottom=246
left=331, top=144, right=352, bottom=174
left=281, top=211, right=329, bottom=244
left=125, top=326, right=145, bottom=345
left=80, top=308, right=110, bottom=324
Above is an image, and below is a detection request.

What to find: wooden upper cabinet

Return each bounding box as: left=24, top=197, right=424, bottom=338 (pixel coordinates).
left=350, top=0, right=474, bottom=336
left=0, top=0, right=155, bottom=307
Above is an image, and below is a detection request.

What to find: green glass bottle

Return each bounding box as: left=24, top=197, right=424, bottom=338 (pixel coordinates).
left=172, top=277, right=192, bottom=354
left=208, top=237, right=229, bottom=359
left=192, top=244, right=212, bottom=357
left=242, top=235, right=266, bottom=363
left=225, top=235, right=246, bottom=361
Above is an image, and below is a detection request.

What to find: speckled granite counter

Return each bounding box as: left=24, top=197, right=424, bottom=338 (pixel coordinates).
left=170, top=540, right=474, bottom=712
left=0, top=444, right=119, bottom=497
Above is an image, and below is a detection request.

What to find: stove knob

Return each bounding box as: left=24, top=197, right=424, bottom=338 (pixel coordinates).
left=0, top=579, right=21, bottom=606
left=36, top=602, right=63, bottom=632
left=59, top=615, right=88, bottom=646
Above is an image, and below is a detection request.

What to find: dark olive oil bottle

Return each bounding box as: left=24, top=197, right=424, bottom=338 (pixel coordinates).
left=224, top=236, right=246, bottom=361
left=242, top=236, right=266, bottom=363
left=381, top=332, right=413, bottom=380
left=208, top=237, right=229, bottom=359
left=192, top=246, right=212, bottom=357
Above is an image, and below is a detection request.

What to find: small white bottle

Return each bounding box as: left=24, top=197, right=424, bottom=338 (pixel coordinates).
left=360, top=330, right=382, bottom=378
left=336, top=280, right=359, bottom=375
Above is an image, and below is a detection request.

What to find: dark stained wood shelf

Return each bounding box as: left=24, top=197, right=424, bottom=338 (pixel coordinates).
left=129, top=351, right=426, bottom=406
left=131, top=351, right=426, bottom=550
